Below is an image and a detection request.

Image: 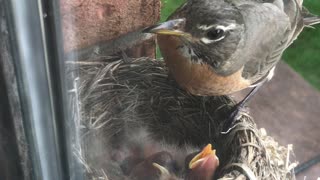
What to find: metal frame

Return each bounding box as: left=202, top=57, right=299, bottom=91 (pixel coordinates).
left=2, top=0, right=81, bottom=179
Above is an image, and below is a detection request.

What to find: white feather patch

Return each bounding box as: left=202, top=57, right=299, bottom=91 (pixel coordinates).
left=200, top=36, right=225, bottom=44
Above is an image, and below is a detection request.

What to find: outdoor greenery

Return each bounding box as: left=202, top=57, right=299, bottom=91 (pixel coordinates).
left=160, top=0, right=320, bottom=90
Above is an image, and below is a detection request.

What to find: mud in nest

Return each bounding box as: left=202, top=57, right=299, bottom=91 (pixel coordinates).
left=66, top=56, right=296, bottom=180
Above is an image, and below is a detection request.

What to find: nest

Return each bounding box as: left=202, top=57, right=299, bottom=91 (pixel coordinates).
left=66, top=56, right=296, bottom=180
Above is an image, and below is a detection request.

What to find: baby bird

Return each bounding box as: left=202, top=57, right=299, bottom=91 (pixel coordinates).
left=106, top=128, right=219, bottom=180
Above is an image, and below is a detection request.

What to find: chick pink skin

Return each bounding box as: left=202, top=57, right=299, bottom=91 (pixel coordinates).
left=186, top=144, right=219, bottom=180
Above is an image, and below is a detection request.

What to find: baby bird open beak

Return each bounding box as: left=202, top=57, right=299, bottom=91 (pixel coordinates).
left=187, top=144, right=219, bottom=180
left=143, top=18, right=191, bottom=37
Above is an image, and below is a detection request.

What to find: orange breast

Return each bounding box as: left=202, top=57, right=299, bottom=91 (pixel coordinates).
left=157, top=35, right=251, bottom=96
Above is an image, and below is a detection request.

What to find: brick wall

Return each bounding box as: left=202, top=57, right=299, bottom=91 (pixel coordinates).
left=60, top=0, right=160, bottom=57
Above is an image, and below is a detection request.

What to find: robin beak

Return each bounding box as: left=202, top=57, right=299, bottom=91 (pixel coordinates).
left=152, top=163, right=170, bottom=175
left=143, top=18, right=191, bottom=37
left=189, top=144, right=219, bottom=169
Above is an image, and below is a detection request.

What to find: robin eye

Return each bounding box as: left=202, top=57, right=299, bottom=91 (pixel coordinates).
left=206, top=29, right=225, bottom=40
left=200, top=28, right=225, bottom=44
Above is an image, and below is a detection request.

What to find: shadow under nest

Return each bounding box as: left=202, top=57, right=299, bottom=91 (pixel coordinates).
left=66, top=56, right=296, bottom=180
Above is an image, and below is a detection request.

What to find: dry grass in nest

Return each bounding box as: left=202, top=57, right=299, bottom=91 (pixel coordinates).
left=66, top=56, right=297, bottom=180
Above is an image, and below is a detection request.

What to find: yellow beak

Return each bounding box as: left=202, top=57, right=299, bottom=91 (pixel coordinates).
left=189, top=144, right=218, bottom=169
left=143, top=18, right=191, bottom=37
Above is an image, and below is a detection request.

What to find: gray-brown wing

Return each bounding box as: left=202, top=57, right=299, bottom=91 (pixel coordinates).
left=243, top=0, right=303, bottom=82
left=236, top=2, right=291, bottom=82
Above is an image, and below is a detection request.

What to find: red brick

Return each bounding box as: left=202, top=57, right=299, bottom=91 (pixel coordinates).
left=60, top=0, right=160, bottom=57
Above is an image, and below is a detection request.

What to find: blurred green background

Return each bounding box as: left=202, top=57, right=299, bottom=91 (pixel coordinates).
left=160, top=0, right=320, bottom=90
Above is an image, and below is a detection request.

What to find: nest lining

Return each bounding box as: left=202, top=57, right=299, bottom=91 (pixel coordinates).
left=66, top=56, right=296, bottom=180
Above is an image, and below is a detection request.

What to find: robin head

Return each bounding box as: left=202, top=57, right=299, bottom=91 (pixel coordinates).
left=145, top=0, right=245, bottom=76
left=144, top=0, right=291, bottom=80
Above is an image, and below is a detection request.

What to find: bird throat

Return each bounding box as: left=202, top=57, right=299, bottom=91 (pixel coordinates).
left=157, top=35, right=251, bottom=96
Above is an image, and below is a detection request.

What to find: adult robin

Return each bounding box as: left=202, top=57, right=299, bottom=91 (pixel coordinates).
left=144, top=0, right=320, bottom=131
